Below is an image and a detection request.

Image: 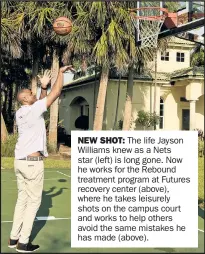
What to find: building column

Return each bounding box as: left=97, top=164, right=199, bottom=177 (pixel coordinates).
left=189, top=100, right=196, bottom=130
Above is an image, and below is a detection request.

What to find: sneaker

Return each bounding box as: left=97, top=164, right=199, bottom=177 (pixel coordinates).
left=16, top=242, right=40, bottom=253
left=8, top=238, right=18, bottom=248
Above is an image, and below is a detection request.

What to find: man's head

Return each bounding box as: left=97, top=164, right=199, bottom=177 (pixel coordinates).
left=17, top=89, right=37, bottom=105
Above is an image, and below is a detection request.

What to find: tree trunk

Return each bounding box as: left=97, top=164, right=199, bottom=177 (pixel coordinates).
left=2, top=87, right=8, bottom=119
left=1, top=113, right=8, bottom=142
left=7, top=83, right=13, bottom=132
left=113, top=75, right=121, bottom=130
left=48, top=50, right=59, bottom=151
left=93, top=66, right=109, bottom=130
left=153, top=50, right=157, bottom=130
left=13, top=83, right=18, bottom=134
left=31, top=52, right=39, bottom=95
left=122, top=64, right=134, bottom=130
left=8, top=83, right=13, bottom=117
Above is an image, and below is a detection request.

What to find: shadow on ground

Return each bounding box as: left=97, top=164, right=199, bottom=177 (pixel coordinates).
left=198, top=206, right=204, bottom=219
left=30, top=186, right=68, bottom=242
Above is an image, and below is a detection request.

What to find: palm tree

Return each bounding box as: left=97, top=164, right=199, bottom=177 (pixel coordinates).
left=1, top=1, right=23, bottom=140
left=69, top=1, right=168, bottom=131
left=122, top=1, right=179, bottom=130
left=1, top=1, right=22, bottom=59
left=68, top=1, right=135, bottom=130
left=1, top=114, right=8, bottom=142
left=122, top=64, right=134, bottom=130
left=48, top=48, right=60, bottom=151
left=191, top=44, right=204, bottom=66
left=12, top=1, right=72, bottom=150
left=13, top=1, right=59, bottom=93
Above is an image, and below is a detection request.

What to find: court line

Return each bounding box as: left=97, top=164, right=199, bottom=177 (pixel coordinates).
left=36, top=216, right=70, bottom=221
left=2, top=217, right=71, bottom=223
left=45, top=170, right=70, bottom=173
left=57, top=171, right=71, bottom=178
left=44, top=178, right=70, bottom=181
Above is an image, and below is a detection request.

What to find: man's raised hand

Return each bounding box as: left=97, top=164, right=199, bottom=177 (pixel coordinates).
left=37, top=70, right=52, bottom=89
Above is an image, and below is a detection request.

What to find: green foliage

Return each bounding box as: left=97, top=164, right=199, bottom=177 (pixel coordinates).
left=198, top=138, right=204, bottom=157
left=1, top=132, right=63, bottom=157
left=1, top=134, right=18, bottom=157
left=194, top=128, right=204, bottom=157
left=164, top=2, right=181, bottom=12
left=118, top=119, right=123, bottom=130
left=1, top=8, right=22, bottom=58
left=69, top=1, right=158, bottom=72
left=191, top=47, right=204, bottom=67
left=136, top=110, right=160, bottom=130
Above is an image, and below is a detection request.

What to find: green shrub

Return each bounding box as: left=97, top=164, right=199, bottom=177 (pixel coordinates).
left=1, top=134, right=18, bottom=157
left=136, top=110, right=160, bottom=130
left=1, top=134, right=58, bottom=157
left=198, top=138, right=204, bottom=157
left=118, top=120, right=123, bottom=130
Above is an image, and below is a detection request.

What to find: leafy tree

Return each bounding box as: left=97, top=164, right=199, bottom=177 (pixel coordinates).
left=136, top=110, right=160, bottom=130
left=164, top=2, right=181, bottom=12
left=1, top=1, right=25, bottom=139
left=191, top=46, right=204, bottom=66
left=2, top=1, right=72, bottom=150
left=122, top=1, right=173, bottom=130
left=67, top=1, right=136, bottom=130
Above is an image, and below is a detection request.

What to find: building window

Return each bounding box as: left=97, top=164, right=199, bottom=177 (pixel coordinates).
left=80, top=106, right=83, bottom=116
left=159, top=97, right=164, bottom=129
left=85, top=105, right=89, bottom=117
left=176, top=52, right=185, bottom=62
left=161, top=52, right=169, bottom=61
left=80, top=104, right=89, bottom=117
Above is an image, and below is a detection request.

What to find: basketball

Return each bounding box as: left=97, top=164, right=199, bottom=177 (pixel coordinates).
left=53, top=17, right=72, bottom=36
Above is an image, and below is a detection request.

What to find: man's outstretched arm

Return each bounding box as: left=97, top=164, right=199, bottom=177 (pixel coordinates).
left=46, top=66, right=74, bottom=108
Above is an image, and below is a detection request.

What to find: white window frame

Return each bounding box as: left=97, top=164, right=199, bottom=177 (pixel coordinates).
left=159, top=97, right=164, bottom=129
left=161, top=52, right=169, bottom=61
left=176, top=52, right=185, bottom=62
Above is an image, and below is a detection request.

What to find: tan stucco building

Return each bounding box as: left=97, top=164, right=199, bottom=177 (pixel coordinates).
left=59, top=37, right=204, bottom=135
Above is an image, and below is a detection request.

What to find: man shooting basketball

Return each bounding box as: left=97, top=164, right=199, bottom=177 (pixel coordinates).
left=8, top=65, right=74, bottom=253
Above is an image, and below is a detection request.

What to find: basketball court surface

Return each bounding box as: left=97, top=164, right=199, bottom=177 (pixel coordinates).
left=1, top=167, right=204, bottom=253
left=1, top=1, right=204, bottom=252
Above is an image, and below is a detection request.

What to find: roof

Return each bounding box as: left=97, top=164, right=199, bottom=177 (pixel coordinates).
left=170, top=66, right=204, bottom=79
left=63, top=70, right=153, bottom=89
left=168, top=36, right=196, bottom=46
left=63, top=73, right=100, bottom=89
left=150, top=72, right=170, bottom=81
left=63, top=66, right=204, bottom=90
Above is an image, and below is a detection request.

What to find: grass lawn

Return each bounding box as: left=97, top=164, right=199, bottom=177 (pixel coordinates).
left=1, top=157, right=70, bottom=170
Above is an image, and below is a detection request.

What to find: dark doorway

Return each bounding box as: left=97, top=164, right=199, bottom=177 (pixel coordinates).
left=182, top=109, right=190, bottom=130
